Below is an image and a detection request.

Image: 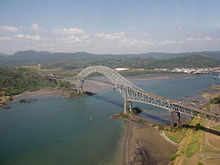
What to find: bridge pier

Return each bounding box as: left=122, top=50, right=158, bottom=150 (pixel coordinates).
left=57, top=80, right=61, bottom=88
left=124, top=100, right=128, bottom=114
left=129, top=101, right=133, bottom=112
left=77, top=86, right=83, bottom=94
left=170, top=111, right=175, bottom=129
left=176, top=112, right=181, bottom=128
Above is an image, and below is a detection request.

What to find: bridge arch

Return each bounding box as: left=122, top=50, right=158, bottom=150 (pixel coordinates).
left=48, top=66, right=220, bottom=122
left=76, top=66, right=142, bottom=98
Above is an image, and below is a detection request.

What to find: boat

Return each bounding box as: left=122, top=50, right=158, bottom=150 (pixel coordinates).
left=214, top=76, right=220, bottom=79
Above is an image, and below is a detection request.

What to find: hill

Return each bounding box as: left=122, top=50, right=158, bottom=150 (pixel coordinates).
left=0, top=50, right=219, bottom=66
left=43, top=55, right=220, bottom=70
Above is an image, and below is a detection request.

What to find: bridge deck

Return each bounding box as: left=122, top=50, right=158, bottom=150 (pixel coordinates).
left=48, top=76, right=220, bottom=123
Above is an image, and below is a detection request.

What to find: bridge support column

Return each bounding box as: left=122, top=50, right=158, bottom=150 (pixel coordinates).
left=77, top=86, right=83, bottom=94
left=176, top=112, right=181, bottom=128
left=57, top=80, right=61, bottom=88
left=170, top=111, right=175, bottom=129
left=129, top=101, right=132, bottom=112
left=124, top=100, right=128, bottom=114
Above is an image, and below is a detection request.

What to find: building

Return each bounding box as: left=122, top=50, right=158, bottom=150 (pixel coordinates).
left=114, top=68, right=130, bottom=71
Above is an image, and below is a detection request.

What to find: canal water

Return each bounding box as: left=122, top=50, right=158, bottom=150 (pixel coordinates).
left=0, top=75, right=219, bottom=165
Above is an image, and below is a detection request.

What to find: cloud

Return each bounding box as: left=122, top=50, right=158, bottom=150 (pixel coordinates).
left=15, top=34, right=43, bottom=41
left=0, top=25, right=18, bottom=32
left=26, top=35, right=43, bottom=41
left=0, top=36, right=11, bottom=41
left=58, top=35, right=90, bottom=43
left=160, top=40, right=184, bottom=45
left=177, top=27, right=183, bottom=32
left=52, top=28, right=84, bottom=35
left=96, top=32, right=125, bottom=40
left=204, top=36, right=212, bottom=41
left=119, top=38, right=154, bottom=47
left=144, top=32, right=152, bottom=37
left=30, top=24, right=45, bottom=33
left=95, top=31, right=154, bottom=47
left=186, top=37, right=194, bottom=41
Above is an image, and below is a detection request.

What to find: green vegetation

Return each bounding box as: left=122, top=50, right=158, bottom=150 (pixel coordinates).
left=0, top=67, right=56, bottom=97
left=171, top=118, right=205, bottom=163
left=165, top=128, right=187, bottom=144
left=186, top=139, right=200, bottom=157
left=209, top=96, right=220, bottom=104
left=211, top=125, right=220, bottom=132
left=0, top=102, right=6, bottom=106
left=132, top=107, right=143, bottom=114
left=157, top=124, right=165, bottom=130
left=198, top=162, right=204, bottom=165
left=170, top=154, right=178, bottom=161
left=118, top=111, right=124, bottom=115
left=1, top=50, right=220, bottom=66
left=42, top=55, right=220, bottom=71
left=165, top=132, right=182, bottom=144
left=138, top=119, right=147, bottom=124
left=122, top=114, right=129, bottom=119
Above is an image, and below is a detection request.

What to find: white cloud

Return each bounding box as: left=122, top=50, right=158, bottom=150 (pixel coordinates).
left=95, top=31, right=154, bottom=47
left=15, top=34, right=42, bottom=41
left=194, top=36, right=212, bottom=42
left=96, top=32, right=125, bottom=40
left=160, top=40, right=184, bottom=45
left=119, top=38, right=154, bottom=47
left=177, top=27, right=183, bottom=32
left=16, top=34, right=25, bottom=38
left=52, top=28, right=84, bottom=35
left=204, top=36, right=212, bottom=41
left=30, top=24, right=45, bottom=33
left=144, top=32, right=152, bottom=37
left=58, top=35, right=90, bottom=44
left=0, top=25, right=18, bottom=32
left=0, top=36, right=11, bottom=41
left=186, top=37, right=194, bottom=41
left=25, top=34, right=42, bottom=41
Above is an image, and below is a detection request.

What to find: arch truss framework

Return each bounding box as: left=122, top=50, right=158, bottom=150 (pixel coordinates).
left=49, top=66, right=220, bottom=124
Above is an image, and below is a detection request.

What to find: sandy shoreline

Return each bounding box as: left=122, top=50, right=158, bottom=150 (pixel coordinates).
left=123, top=121, right=177, bottom=165
left=12, top=87, right=70, bottom=100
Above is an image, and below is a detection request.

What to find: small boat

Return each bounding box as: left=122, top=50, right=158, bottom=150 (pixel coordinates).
left=214, top=76, right=220, bottom=79
left=90, top=116, right=92, bottom=120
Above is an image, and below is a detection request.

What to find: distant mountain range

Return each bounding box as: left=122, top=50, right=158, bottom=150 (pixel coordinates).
left=0, top=50, right=219, bottom=66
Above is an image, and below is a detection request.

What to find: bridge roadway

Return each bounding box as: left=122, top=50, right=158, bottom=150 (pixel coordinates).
left=84, top=79, right=220, bottom=123
left=49, top=76, right=220, bottom=124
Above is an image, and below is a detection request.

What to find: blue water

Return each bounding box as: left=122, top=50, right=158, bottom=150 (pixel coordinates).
left=0, top=74, right=219, bottom=165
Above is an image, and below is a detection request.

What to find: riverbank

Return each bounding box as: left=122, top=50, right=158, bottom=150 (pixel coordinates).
left=124, top=121, right=177, bottom=165
left=0, top=87, right=92, bottom=109
left=12, top=87, right=70, bottom=99
left=109, top=112, right=178, bottom=165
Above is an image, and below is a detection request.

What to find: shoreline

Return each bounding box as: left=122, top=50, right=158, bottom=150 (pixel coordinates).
left=0, top=87, right=90, bottom=109
left=123, top=121, right=177, bottom=165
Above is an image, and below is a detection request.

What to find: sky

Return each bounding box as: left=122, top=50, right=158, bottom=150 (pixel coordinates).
left=0, top=0, right=220, bottom=54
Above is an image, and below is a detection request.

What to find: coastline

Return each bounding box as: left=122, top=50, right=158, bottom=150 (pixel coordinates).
left=12, top=87, right=70, bottom=100
left=123, top=121, right=177, bottom=165
left=0, top=87, right=89, bottom=109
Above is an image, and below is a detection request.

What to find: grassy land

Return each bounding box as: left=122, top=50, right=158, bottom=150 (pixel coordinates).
left=209, top=95, right=220, bottom=104
left=164, top=118, right=206, bottom=164
left=165, top=128, right=187, bottom=144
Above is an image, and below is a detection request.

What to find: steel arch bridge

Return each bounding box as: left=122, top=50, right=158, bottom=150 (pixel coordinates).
left=49, top=66, right=220, bottom=124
